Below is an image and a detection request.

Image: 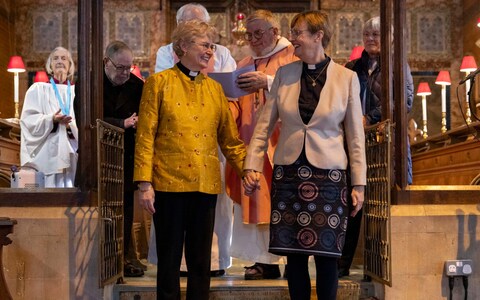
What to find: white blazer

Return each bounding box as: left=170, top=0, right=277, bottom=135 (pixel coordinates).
left=244, top=59, right=367, bottom=186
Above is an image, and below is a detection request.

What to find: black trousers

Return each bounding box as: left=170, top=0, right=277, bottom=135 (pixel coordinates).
left=153, top=191, right=217, bottom=300
left=286, top=254, right=338, bottom=300
left=338, top=208, right=363, bottom=272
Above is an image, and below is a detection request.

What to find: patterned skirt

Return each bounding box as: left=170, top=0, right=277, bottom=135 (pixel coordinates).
left=268, top=152, right=349, bottom=257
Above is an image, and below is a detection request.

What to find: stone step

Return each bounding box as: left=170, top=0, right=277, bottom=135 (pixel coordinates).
left=113, top=276, right=375, bottom=300
left=112, top=261, right=377, bottom=300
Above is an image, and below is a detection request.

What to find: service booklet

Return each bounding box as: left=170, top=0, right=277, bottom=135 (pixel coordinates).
left=208, top=64, right=255, bottom=98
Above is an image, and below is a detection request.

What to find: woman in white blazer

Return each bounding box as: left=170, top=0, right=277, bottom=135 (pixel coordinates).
left=243, top=11, right=366, bottom=300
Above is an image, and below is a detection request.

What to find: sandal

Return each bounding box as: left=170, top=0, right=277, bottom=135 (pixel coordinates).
left=244, top=263, right=281, bottom=280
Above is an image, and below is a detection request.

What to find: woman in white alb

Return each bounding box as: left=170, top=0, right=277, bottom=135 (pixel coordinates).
left=20, top=47, right=78, bottom=188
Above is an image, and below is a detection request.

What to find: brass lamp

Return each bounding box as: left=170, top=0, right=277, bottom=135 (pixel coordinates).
left=460, top=56, right=477, bottom=124
left=435, top=71, right=451, bottom=133
left=7, top=56, right=26, bottom=119
left=417, top=82, right=431, bottom=139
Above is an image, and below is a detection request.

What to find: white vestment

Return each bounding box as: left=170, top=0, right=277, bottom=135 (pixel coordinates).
left=20, top=82, right=78, bottom=188
left=149, top=43, right=236, bottom=270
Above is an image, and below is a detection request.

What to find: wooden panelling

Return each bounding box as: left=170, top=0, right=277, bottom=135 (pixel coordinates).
left=0, top=13, right=14, bottom=119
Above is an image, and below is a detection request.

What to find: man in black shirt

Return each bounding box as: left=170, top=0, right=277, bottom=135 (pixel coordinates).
left=103, top=40, right=144, bottom=277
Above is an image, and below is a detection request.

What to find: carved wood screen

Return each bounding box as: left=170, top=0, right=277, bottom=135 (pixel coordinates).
left=363, top=120, right=392, bottom=286
left=97, top=119, right=125, bottom=287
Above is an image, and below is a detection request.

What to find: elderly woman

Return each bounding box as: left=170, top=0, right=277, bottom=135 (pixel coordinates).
left=339, top=16, right=414, bottom=278
left=243, top=11, right=366, bottom=299
left=133, top=20, right=246, bottom=300
left=20, top=46, right=78, bottom=188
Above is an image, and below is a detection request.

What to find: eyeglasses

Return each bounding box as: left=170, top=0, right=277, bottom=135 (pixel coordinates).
left=289, top=29, right=310, bottom=39
left=107, top=57, right=135, bottom=72
left=244, top=27, right=273, bottom=41
left=191, top=42, right=217, bottom=52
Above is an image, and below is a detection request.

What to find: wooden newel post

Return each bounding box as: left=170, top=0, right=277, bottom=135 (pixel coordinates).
left=0, top=217, right=17, bottom=300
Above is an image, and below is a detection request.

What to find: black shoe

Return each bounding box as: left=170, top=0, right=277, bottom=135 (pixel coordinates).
left=211, top=269, right=225, bottom=277
left=124, top=262, right=144, bottom=277
left=244, top=263, right=281, bottom=280
left=338, top=268, right=350, bottom=278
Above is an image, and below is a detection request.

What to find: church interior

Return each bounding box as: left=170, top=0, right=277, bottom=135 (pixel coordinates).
left=0, top=0, right=480, bottom=299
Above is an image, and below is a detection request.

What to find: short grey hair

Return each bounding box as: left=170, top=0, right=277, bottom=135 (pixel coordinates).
left=104, top=40, right=132, bottom=59
left=45, top=47, right=75, bottom=82
left=176, top=3, right=210, bottom=24
left=364, top=16, right=380, bottom=33
left=246, top=9, right=279, bottom=30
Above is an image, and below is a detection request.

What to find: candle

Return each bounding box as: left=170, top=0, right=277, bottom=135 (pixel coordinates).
left=441, top=85, right=446, bottom=113
left=422, top=96, right=427, bottom=121
left=14, top=73, right=19, bottom=103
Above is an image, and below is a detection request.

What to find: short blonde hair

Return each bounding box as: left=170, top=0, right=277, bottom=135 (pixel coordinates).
left=246, top=9, right=279, bottom=30
left=291, top=11, right=332, bottom=48
left=45, top=47, right=75, bottom=82
left=364, top=16, right=380, bottom=33
left=172, top=20, right=215, bottom=58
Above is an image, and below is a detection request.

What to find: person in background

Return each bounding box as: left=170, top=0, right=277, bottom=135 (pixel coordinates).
left=20, top=47, right=78, bottom=188
left=243, top=11, right=366, bottom=299
left=134, top=20, right=246, bottom=300
left=150, top=2, right=237, bottom=277
left=103, top=40, right=145, bottom=277
left=339, top=16, right=413, bottom=278
left=225, top=9, right=298, bottom=280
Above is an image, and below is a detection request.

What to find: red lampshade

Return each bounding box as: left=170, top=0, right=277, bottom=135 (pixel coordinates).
left=349, top=46, right=364, bottom=61
left=34, top=71, right=49, bottom=83
left=460, top=56, right=477, bottom=73
left=435, top=71, right=451, bottom=85
left=7, top=56, right=26, bottom=72
left=417, top=82, right=431, bottom=96
left=477, top=17, right=480, bottom=28
left=131, top=65, right=143, bottom=81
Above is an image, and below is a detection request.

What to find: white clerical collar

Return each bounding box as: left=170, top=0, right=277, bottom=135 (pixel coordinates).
left=307, top=64, right=316, bottom=70
left=189, top=70, right=199, bottom=77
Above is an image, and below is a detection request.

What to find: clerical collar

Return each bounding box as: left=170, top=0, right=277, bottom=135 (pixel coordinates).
left=305, top=56, right=330, bottom=70
left=177, top=62, right=199, bottom=81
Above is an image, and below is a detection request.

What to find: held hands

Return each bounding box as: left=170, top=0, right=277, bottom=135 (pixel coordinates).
left=53, top=109, right=72, bottom=125
left=236, top=71, right=268, bottom=93
left=124, top=113, right=138, bottom=129
left=242, top=170, right=261, bottom=195
left=350, top=185, right=365, bottom=217
left=138, top=182, right=155, bottom=215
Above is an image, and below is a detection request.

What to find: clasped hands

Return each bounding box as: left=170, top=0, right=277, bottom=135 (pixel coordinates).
left=242, top=169, right=261, bottom=195
left=53, top=109, right=72, bottom=125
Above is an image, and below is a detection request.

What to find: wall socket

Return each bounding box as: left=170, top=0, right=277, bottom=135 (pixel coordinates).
left=445, top=259, right=473, bottom=276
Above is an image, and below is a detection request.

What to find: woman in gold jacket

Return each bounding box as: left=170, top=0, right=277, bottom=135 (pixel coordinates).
left=133, top=20, right=246, bottom=300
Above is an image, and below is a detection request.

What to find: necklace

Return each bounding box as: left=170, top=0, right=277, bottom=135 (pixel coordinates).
left=304, top=61, right=328, bottom=87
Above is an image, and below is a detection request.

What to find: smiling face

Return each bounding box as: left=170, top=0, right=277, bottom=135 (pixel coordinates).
left=51, top=48, right=71, bottom=81
left=245, top=19, right=277, bottom=57
left=180, top=34, right=214, bottom=71
left=289, top=21, right=324, bottom=64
